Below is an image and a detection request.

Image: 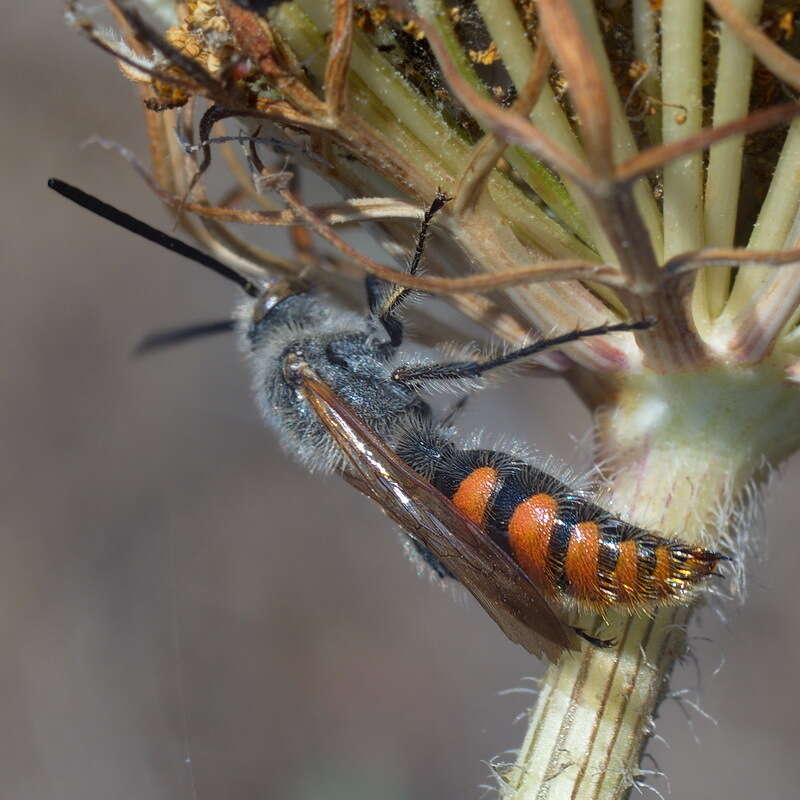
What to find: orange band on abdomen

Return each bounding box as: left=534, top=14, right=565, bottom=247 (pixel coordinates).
left=652, top=545, right=673, bottom=598
left=507, top=493, right=558, bottom=587
left=613, top=540, right=640, bottom=603
left=564, top=521, right=602, bottom=601
left=451, top=466, right=498, bottom=525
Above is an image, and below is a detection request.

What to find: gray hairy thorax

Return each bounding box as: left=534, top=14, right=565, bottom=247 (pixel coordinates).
left=238, top=291, right=431, bottom=472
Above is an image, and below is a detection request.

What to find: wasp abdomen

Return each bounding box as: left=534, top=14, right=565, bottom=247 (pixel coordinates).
left=432, top=452, right=722, bottom=612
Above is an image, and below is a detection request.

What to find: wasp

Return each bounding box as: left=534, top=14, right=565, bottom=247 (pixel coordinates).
left=48, top=178, right=725, bottom=662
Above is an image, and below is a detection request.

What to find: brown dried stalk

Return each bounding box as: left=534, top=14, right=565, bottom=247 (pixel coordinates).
left=74, top=1, right=800, bottom=798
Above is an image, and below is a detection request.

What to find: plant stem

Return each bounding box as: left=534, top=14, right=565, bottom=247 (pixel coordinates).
left=632, top=0, right=662, bottom=146
left=661, top=0, right=705, bottom=259
left=700, top=0, right=763, bottom=322
left=720, top=119, right=800, bottom=322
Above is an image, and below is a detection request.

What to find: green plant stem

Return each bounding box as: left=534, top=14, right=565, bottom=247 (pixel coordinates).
left=700, top=0, right=763, bottom=323
left=632, top=0, right=662, bottom=146
left=661, top=0, right=705, bottom=260
left=720, top=119, right=800, bottom=322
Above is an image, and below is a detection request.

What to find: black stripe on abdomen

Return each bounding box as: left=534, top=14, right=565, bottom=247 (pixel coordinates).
left=548, top=512, right=575, bottom=590
left=489, top=463, right=567, bottom=530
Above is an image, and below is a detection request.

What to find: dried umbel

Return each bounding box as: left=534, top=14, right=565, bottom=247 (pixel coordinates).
left=66, top=0, right=800, bottom=798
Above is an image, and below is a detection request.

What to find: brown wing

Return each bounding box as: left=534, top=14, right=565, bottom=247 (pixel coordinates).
left=284, top=355, right=576, bottom=662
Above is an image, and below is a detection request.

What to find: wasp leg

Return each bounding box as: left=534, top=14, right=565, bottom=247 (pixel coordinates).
left=366, top=191, right=450, bottom=348
left=572, top=626, right=616, bottom=648
left=392, top=319, right=655, bottom=385
left=407, top=536, right=455, bottom=580
left=440, top=395, right=469, bottom=428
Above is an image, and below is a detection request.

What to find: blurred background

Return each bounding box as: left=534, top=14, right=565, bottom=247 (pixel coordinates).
left=2, top=3, right=799, bottom=798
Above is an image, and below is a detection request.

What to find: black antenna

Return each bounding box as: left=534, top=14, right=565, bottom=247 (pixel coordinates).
left=47, top=178, right=260, bottom=298
left=134, top=319, right=237, bottom=356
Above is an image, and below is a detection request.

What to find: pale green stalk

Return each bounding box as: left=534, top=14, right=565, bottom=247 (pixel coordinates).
left=632, top=0, right=661, bottom=145
left=719, top=119, right=800, bottom=323
left=271, top=6, right=453, bottom=180
left=661, top=0, right=705, bottom=259
left=780, top=211, right=800, bottom=335
left=473, top=0, right=581, bottom=150
left=747, top=121, right=800, bottom=251
left=700, top=0, right=763, bottom=322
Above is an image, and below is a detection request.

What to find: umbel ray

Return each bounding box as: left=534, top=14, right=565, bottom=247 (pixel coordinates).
left=48, top=177, right=726, bottom=662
